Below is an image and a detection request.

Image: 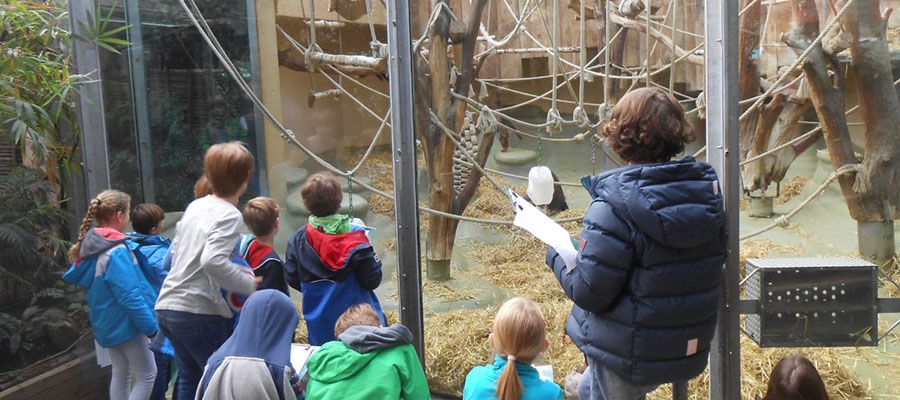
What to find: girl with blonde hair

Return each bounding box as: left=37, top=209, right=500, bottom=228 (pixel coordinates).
left=63, top=190, right=159, bottom=400
left=463, top=297, right=563, bottom=400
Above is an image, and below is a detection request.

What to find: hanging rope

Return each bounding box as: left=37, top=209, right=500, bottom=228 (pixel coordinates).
left=740, top=163, right=868, bottom=241
left=550, top=0, right=560, bottom=114
left=577, top=0, right=587, bottom=120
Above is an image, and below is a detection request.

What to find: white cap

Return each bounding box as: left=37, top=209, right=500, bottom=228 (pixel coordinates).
left=526, top=166, right=554, bottom=206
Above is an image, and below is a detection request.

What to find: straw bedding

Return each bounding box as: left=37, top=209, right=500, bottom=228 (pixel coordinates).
left=294, top=162, right=887, bottom=399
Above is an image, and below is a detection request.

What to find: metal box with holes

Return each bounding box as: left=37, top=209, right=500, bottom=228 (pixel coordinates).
left=744, top=258, right=877, bottom=347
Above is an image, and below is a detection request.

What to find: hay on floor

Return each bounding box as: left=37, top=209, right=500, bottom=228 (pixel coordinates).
left=776, top=175, right=809, bottom=205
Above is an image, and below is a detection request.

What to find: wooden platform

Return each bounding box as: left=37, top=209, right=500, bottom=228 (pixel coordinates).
left=0, top=352, right=109, bottom=400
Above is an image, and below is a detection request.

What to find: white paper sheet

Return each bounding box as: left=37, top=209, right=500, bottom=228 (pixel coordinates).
left=95, top=340, right=111, bottom=367
left=290, top=344, right=319, bottom=373
left=509, top=189, right=578, bottom=272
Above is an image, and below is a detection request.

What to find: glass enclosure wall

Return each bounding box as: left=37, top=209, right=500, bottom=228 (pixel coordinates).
left=97, top=0, right=263, bottom=211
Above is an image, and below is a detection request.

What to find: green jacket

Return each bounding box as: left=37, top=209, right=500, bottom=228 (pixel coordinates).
left=306, top=325, right=430, bottom=400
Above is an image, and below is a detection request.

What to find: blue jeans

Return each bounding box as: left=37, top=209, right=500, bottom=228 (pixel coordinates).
left=578, top=361, right=659, bottom=400
left=157, top=310, right=232, bottom=400
left=150, top=349, right=172, bottom=400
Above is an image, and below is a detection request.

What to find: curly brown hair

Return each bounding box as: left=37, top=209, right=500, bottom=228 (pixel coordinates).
left=601, top=87, right=695, bottom=164
left=301, top=172, right=343, bottom=217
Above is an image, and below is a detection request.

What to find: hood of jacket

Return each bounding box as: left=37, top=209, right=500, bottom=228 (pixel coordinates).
left=207, top=289, right=299, bottom=368
left=338, top=324, right=413, bottom=354
left=63, top=227, right=128, bottom=289
left=581, top=157, right=724, bottom=249
left=293, top=225, right=373, bottom=279
left=128, top=232, right=171, bottom=247
left=309, top=324, right=412, bottom=383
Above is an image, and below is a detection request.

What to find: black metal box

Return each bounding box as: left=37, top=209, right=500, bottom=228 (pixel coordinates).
left=745, top=258, right=877, bottom=347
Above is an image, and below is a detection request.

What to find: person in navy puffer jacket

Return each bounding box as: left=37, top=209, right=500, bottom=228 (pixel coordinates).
left=546, top=87, right=726, bottom=400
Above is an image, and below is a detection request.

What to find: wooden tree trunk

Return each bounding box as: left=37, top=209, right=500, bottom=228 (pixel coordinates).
left=741, top=97, right=814, bottom=187
left=738, top=0, right=761, bottom=162
left=417, top=0, right=490, bottom=281
left=785, top=0, right=893, bottom=262
left=846, top=0, right=898, bottom=262
left=785, top=0, right=872, bottom=220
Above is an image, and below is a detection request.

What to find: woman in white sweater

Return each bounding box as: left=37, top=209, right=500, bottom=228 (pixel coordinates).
left=156, top=142, right=258, bottom=400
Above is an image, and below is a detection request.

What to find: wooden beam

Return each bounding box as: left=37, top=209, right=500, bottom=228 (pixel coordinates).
left=608, top=12, right=704, bottom=65
left=307, top=51, right=387, bottom=73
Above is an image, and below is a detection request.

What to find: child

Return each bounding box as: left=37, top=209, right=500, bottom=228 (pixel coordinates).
left=240, top=197, right=289, bottom=294
left=763, top=355, right=829, bottom=400
left=196, top=290, right=302, bottom=400
left=128, top=203, right=174, bottom=400
left=305, top=304, right=430, bottom=399
left=156, top=142, right=258, bottom=400
left=62, top=190, right=159, bottom=400
left=546, top=87, right=726, bottom=399
left=463, top=297, right=563, bottom=400
left=285, top=172, right=384, bottom=345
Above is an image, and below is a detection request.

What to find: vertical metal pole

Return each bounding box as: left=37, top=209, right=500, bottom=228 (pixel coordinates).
left=705, top=0, right=741, bottom=398
left=386, top=0, right=426, bottom=362
left=246, top=0, right=270, bottom=196
left=672, top=381, right=689, bottom=400
left=125, top=0, right=156, bottom=203
left=69, top=1, right=111, bottom=200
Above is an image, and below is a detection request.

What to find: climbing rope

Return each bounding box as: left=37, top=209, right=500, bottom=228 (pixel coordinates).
left=739, top=163, right=868, bottom=241
left=179, top=0, right=586, bottom=226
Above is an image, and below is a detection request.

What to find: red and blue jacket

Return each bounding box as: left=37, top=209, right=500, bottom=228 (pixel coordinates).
left=284, top=224, right=384, bottom=345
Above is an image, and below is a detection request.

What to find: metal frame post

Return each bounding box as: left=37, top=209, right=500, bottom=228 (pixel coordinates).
left=705, top=0, right=742, bottom=398
left=69, top=1, right=111, bottom=200
left=125, top=0, right=156, bottom=203
left=246, top=0, right=270, bottom=196
left=386, top=0, right=426, bottom=361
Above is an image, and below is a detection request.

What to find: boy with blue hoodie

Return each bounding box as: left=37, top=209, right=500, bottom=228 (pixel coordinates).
left=285, top=172, right=384, bottom=345
left=546, top=87, right=726, bottom=400
left=128, top=203, right=174, bottom=400
left=196, top=290, right=302, bottom=400
left=63, top=190, right=159, bottom=400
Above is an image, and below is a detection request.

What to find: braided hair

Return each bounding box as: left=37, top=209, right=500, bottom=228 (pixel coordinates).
left=67, top=190, right=131, bottom=263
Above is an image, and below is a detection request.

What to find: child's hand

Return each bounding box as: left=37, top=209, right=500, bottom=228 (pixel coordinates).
left=254, top=276, right=264, bottom=287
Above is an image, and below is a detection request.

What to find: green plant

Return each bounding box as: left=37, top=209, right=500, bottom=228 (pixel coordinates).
left=0, top=0, right=79, bottom=194
left=0, top=167, right=70, bottom=285
left=70, top=2, right=130, bottom=54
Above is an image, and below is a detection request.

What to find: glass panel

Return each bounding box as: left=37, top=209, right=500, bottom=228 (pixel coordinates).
left=136, top=0, right=260, bottom=211
left=97, top=1, right=143, bottom=204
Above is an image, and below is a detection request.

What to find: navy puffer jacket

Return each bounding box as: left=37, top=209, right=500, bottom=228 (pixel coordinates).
left=546, top=157, right=726, bottom=386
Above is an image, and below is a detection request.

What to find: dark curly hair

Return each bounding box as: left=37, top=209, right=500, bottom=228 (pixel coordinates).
left=601, top=87, right=695, bottom=164
left=301, top=172, right=343, bottom=217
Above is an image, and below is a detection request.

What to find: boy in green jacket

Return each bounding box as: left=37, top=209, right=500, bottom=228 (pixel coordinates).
left=306, top=304, right=430, bottom=399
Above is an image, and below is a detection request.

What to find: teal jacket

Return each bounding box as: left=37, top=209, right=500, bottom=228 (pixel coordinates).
left=306, top=325, right=429, bottom=400
left=463, top=356, right=563, bottom=400
left=62, top=228, right=159, bottom=348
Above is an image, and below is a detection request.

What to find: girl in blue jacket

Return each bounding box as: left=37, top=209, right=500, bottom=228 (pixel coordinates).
left=464, top=297, right=563, bottom=400
left=63, top=190, right=159, bottom=400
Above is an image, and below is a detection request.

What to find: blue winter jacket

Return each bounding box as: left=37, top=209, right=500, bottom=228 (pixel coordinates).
left=546, top=157, right=726, bottom=386
left=128, top=232, right=171, bottom=294
left=129, top=232, right=175, bottom=357
left=463, top=355, right=563, bottom=400
left=62, top=228, right=159, bottom=348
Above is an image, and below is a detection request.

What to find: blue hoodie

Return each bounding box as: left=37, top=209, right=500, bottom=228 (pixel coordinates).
left=127, top=232, right=171, bottom=292
left=546, top=157, right=726, bottom=386
left=62, top=227, right=159, bottom=348
left=197, top=290, right=300, bottom=400
left=128, top=232, right=175, bottom=358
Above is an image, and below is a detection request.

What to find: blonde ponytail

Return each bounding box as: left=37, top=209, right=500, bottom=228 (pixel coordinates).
left=68, top=198, right=100, bottom=263
left=496, top=355, right=524, bottom=400
left=490, top=297, right=548, bottom=400
left=67, top=190, right=131, bottom=263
